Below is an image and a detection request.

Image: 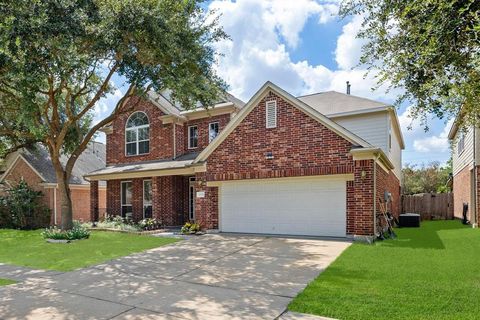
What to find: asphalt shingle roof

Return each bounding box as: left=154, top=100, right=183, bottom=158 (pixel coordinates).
left=19, top=142, right=106, bottom=185
left=297, top=91, right=388, bottom=116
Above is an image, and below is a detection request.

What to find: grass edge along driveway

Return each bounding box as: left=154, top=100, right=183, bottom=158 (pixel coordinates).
left=0, top=229, right=179, bottom=272
left=289, top=221, right=480, bottom=320
left=0, top=278, right=16, bottom=286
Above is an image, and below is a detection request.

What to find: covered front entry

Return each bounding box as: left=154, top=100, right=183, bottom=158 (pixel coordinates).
left=219, top=176, right=348, bottom=237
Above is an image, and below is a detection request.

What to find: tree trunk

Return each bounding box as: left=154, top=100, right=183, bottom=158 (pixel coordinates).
left=54, top=165, right=74, bottom=230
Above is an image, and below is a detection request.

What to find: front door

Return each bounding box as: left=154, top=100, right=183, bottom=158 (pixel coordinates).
left=189, top=177, right=196, bottom=221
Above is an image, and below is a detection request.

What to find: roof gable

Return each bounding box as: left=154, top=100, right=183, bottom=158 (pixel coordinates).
left=195, top=81, right=372, bottom=163
left=1, top=142, right=106, bottom=185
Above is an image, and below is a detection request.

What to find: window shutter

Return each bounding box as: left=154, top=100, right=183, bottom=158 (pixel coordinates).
left=266, top=101, right=277, bottom=128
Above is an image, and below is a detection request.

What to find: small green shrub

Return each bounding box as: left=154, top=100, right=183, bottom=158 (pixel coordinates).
left=0, top=180, right=50, bottom=229
left=42, top=221, right=90, bottom=241
left=181, top=221, right=201, bottom=234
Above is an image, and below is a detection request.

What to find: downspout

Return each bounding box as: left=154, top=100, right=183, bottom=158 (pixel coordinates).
left=373, top=154, right=379, bottom=237
left=473, top=127, right=478, bottom=228
left=54, top=187, right=57, bottom=225
left=173, top=122, right=177, bottom=160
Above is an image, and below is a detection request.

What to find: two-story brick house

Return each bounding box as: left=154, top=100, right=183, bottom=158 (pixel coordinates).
left=86, top=82, right=404, bottom=240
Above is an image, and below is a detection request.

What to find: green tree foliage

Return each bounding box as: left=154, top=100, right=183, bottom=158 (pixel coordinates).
left=0, top=180, right=50, bottom=229
left=340, top=0, right=480, bottom=129
left=0, top=0, right=227, bottom=229
left=402, top=160, right=452, bottom=195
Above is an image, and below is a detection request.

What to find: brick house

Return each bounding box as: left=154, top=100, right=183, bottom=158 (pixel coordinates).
left=448, top=121, right=479, bottom=227
left=86, top=82, right=404, bottom=240
left=0, top=142, right=107, bottom=224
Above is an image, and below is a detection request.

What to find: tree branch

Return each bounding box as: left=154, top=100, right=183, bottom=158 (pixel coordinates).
left=55, top=63, right=119, bottom=149
left=64, top=85, right=142, bottom=175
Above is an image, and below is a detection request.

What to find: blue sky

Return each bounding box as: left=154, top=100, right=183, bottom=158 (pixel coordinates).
left=96, top=0, right=452, bottom=167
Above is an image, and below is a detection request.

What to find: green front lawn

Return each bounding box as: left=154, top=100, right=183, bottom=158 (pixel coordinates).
left=0, top=278, right=16, bottom=286
left=289, top=221, right=480, bottom=320
left=0, top=229, right=179, bottom=271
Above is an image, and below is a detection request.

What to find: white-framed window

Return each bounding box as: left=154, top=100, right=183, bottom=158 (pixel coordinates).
left=209, top=122, right=219, bottom=142
left=266, top=100, right=277, bottom=128
left=188, top=125, right=198, bottom=149
left=143, top=180, right=152, bottom=219
left=458, top=132, right=465, bottom=155
left=121, top=181, right=132, bottom=219
left=125, top=112, right=150, bottom=156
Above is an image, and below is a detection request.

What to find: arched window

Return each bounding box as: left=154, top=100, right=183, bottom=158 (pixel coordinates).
left=125, top=112, right=150, bottom=156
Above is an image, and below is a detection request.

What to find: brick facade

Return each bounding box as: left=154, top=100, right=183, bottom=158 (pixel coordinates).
left=183, top=114, right=231, bottom=154
left=106, top=97, right=171, bottom=165
left=352, top=160, right=375, bottom=236
left=196, top=91, right=388, bottom=236
left=90, top=181, right=99, bottom=222
left=106, top=176, right=189, bottom=225
left=194, top=172, right=219, bottom=230
left=152, top=175, right=188, bottom=225
left=453, top=165, right=472, bottom=220
left=106, top=180, right=121, bottom=217
left=452, top=165, right=480, bottom=225
left=106, top=97, right=232, bottom=166
left=206, top=92, right=354, bottom=181
left=98, top=90, right=401, bottom=238
left=2, top=157, right=106, bottom=224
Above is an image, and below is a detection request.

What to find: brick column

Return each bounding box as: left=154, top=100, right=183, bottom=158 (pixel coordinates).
left=152, top=176, right=179, bottom=226
left=195, top=172, right=219, bottom=230
left=353, top=159, right=375, bottom=237
left=152, top=177, right=161, bottom=222
left=106, top=180, right=121, bottom=217
left=132, top=179, right=143, bottom=222
left=90, top=180, right=99, bottom=223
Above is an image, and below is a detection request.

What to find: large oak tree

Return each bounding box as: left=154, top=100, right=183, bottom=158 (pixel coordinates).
left=0, top=0, right=227, bottom=229
left=340, top=0, right=480, bottom=129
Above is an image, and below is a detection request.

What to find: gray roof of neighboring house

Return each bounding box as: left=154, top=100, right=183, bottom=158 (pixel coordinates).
left=297, top=91, right=389, bottom=117
left=11, top=142, right=106, bottom=185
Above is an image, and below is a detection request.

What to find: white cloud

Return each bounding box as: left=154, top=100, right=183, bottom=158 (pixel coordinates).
left=208, top=0, right=394, bottom=102
left=398, top=106, right=424, bottom=137
left=413, top=119, right=453, bottom=153
left=335, top=15, right=365, bottom=70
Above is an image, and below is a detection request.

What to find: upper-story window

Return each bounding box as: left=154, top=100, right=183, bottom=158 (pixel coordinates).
left=188, top=125, right=198, bottom=149
left=458, top=132, right=465, bottom=155
left=209, top=122, right=219, bottom=142
left=125, top=112, right=150, bottom=156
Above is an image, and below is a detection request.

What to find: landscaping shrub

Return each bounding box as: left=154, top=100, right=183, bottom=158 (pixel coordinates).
left=42, top=221, right=90, bottom=241
left=138, top=218, right=163, bottom=231
left=181, top=221, right=201, bottom=234
left=0, top=180, right=50, bottom=229
left=89, top=215, right=140, bottom=232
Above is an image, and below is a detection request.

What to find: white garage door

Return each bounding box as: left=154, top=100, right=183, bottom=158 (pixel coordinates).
left=219, top=176, right=347, bottom=237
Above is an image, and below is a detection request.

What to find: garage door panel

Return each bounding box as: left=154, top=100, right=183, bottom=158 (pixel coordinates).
left=219, top=177, right=347, bottom=237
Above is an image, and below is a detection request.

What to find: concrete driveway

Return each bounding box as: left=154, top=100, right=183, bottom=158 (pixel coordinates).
left=0, top=234, right=350, bottom=320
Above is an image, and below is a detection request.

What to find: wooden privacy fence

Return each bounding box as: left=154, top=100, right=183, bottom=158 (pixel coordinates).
left=401, top=193, right=454, bottom=220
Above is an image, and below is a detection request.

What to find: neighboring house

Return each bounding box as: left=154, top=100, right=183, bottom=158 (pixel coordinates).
left=448, top=122, right=479, bottom=227
left=0, top=142, right=107, bottom=224
left=85, top=82, right=404, bottom=240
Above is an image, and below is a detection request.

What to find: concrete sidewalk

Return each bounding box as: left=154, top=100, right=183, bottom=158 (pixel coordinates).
left=0, top=234, right=349, bottom=319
